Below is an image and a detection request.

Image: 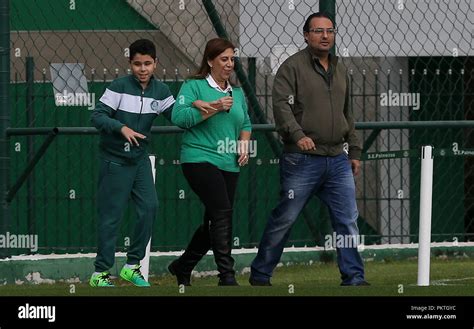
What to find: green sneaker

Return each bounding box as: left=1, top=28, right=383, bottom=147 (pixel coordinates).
left=89, top=272, right=114, bottom=287
left=120, top=265, right=150, bottom=287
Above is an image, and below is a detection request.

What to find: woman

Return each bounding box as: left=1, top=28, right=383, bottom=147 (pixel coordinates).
left=169, top=38, right=252, bottom=286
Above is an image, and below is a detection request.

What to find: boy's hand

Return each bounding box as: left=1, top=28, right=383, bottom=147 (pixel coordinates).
left=121, top=126, right=146, bottom=146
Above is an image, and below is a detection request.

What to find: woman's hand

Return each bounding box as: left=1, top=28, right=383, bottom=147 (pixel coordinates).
left=210, top=96, right=233, bottom=112
left=238, top=139, right=250, bottom=166
left=238, top=153, right=249, bottom=166
left=192, top=100, right=218, bottom=114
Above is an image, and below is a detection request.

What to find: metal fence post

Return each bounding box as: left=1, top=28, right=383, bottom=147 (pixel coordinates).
left=26, top=57, right=35, bottom=237
left=0, top=0, right=10, bottom=258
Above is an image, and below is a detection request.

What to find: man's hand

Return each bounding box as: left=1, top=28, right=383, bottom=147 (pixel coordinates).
left=296, top=137, right=316, bottom=151
left=351, top=159, right=361, bottom=176
left=121, top=126, right=146, bottom=146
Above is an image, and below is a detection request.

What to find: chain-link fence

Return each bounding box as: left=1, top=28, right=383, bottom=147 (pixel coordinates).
left=1, top=0, right=473, bottom=255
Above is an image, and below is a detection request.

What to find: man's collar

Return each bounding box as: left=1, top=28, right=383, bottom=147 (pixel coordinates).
left=306, top=46, right=337, bottom=66
left=206, top=74, right=232, bottom=93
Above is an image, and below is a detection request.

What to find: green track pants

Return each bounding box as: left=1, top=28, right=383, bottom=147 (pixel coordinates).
left=94, top=156, right=157, bottom=272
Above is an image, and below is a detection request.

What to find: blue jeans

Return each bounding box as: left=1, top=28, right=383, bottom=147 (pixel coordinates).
left=250, top=152, right=365, bottom=285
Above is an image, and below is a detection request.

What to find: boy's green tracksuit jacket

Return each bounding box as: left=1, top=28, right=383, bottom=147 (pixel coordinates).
left=91, top=75, right=175, bottom=163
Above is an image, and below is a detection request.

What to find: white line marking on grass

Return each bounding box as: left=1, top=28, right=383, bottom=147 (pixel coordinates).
left=1, top=242, right=474, bottom=261
left=431, top=277, right=474, bottom=286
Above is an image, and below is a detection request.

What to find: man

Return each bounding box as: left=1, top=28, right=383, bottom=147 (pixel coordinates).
left=89, top=39, right=175, bottom=287
left=249, top=12, right=368, bottom=286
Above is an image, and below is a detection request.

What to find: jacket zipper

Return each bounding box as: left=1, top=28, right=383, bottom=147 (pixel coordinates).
left=137, top=89, right=144, bottom=132
left=328, top=75, right=334, bottom=143
left=314, top=60, right=334, bottom=146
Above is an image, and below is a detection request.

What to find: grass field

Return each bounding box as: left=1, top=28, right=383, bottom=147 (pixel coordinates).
left=1, top=258, right=473, bottom=296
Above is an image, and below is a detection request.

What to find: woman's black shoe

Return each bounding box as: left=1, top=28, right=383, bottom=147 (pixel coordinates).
left=218, top=277, right=239, bottom=286
left=168, top=259, right=191, bottom=286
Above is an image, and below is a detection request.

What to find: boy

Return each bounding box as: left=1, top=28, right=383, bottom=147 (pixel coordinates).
left=90, top=39, right=175, bottom=287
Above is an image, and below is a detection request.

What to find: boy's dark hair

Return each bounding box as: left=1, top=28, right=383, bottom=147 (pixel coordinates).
left=129, top=39, right=156, bottom=61
left=303, top=12, right=335, bottom=32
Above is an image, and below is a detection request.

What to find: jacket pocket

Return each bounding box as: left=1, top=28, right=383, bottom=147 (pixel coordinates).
left=106, top=160, right=124, bottom=176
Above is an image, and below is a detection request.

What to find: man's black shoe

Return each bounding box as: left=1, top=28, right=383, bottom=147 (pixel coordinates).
left=340, top=280, right=370, bottom=286
left=249, top=277, right=272, bottom=286
left=168, top=260, right=191, bottom=286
